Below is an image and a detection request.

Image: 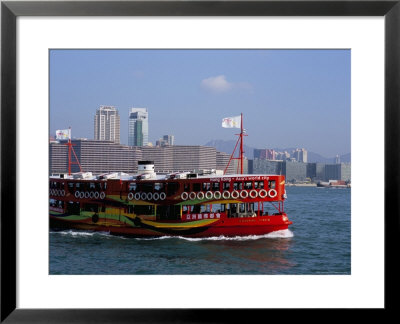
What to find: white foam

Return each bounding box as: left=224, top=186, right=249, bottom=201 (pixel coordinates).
left=134, top=229, right=294, bottom=242
left=50, top=230, right=111, bottom=237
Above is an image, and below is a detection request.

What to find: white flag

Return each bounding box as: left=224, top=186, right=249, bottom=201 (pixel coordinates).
left=56, top=129, right=71, bottom=140
left=222, top=116, right=241, bottom=128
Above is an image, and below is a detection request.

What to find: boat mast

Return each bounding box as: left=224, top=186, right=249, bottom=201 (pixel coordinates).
left=64, top=127, right=83, bottom=175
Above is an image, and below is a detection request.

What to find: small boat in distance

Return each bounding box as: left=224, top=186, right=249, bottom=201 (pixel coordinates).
left=317, top=180, right=350, bottom=188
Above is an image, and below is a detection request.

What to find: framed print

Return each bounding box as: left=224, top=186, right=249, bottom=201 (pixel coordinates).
left=1, top=0, right=399, bottom=322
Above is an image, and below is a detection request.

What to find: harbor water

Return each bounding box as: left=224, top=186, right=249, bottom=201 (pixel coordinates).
left=49, top=186, right=350, bottom=275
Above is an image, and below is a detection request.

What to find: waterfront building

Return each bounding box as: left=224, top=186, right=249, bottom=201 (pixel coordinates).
left=282, top=161, right=307, bottom=182
left=50, top=139, right=142, bottom=174
left=128, top=108, right=148, bottom=146
left=250, top=159, right=282, bottom=175
left=94, top=106, right=120, bottom=143
left=216, top=151, right=235, bottom=174
left=325, top=163, right=351, bottom=182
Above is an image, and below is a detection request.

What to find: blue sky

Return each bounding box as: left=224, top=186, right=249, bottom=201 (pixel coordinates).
left=50, top=49, right=350, bottom=157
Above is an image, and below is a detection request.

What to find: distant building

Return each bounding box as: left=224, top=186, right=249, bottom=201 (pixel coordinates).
left=156, top=135, right=175, bottom=147
left=128, top=108, right=148, bottom=146
left=253, top=148, right=276, bottom=160
left=94, top=106, right=120, bottom=143
left=292, top=148, right=308, bottom=163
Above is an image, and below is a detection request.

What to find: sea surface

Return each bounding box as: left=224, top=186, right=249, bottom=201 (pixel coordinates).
left=49, top=187, right=350, bottom=275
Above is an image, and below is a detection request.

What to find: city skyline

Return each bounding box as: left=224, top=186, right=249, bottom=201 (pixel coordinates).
left=50, top=49, right=350, bottom=157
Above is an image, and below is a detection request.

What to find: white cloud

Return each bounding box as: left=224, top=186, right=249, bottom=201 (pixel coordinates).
left=201, top=75, right=233, bottom=92
left=201, top=75, right=252, bottom=93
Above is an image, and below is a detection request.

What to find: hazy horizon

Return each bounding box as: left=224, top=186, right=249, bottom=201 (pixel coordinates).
left=50, top=49, right=351, bottom=157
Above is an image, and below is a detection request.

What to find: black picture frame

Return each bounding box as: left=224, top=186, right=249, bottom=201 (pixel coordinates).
left=1, top=0, right=398, bottom=322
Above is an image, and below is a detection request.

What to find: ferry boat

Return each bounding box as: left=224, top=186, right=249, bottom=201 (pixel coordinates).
left=49, top=115, right=292, bottom=237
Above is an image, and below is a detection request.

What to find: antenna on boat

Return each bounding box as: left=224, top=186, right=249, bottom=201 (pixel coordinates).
left=222, top=113, right=247, bottom=175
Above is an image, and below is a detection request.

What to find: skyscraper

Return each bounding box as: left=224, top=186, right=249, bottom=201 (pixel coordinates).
left=128, top=108, right=148, bottom=146
left=94, top=106, right=120, bottom=143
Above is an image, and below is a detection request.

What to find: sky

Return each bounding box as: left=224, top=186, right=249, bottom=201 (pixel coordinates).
left=50, top=49, right=350, bottom=157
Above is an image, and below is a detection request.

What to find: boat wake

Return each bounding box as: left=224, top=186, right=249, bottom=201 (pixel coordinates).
left=138, top=229, right=294, bottom=241
left=50, top=229, right=113, bottom=238
left=50, top=229, right=293, bottom=241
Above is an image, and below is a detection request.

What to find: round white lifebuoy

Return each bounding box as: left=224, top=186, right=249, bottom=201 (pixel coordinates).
left=159, top=192, right=166, bottom=200
left=181, top=192, right=189, bottom=200
left=259, top=189, right=268, bottom=198
left=141, top=192, right=147, bottom=200
left=94, top=191, right=100, bottom=199
left=79, top=192, right=85, bottom=199
left=197, top=192, right=205, bottom=200
left=75, top=191, right=80, bottom=198
left=146, top=192, right=153, bottom=200
left=84, top=191, right=90, bottom=198
left=240, top=190, right=248, bottom=199
left=214, top=191, right=222, bottom=199
left=269, top=189, right=277, bottom=198
left=231, top=190, right=239, bottom=199
left=100, top=192, right=105, bottom=199
left=89, top=192, right=95, bottom=199
left=189, top=192, right=197, bottom=200
left=134, top=192, right=141, bottom=200
left=205, top=191, right=213, bottom=199
left=153, top=192, right=160, bottom=201
left=222, top=191, right=230, bottom=199
left=128, top=192, right=134, bottom=200
left=249, top=190, right=258, bottom=198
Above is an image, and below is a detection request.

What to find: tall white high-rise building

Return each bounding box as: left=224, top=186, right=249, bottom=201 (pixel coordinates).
left=94, top=106, right=120, bottom=143
left=128, top=108, right=148, bottom=146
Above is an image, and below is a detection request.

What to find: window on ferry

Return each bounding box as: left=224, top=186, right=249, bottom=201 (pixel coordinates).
left=58, top=201, right=64, bottom=208
left=68, top=182, right=74, bottom=193
left=127, top=205, right=134, bottom=214
left=154, top=183, right=164, bottom=192
left=233, top=182, right=243, bottom=190
left=89, top=182, right=95, bottom=190
left=254, top=181, right=265, bottom=189
left=129, top=183, right=137, bottom=192
left=211, top=203, right=225, bottom=213
left=192, top=183, right=201, bottom=192
left=262, top=202, right=269, bottom=215
left=182, top=205, right=190, bottom=214
left=202, top=182, right=211, bottom=191
left=239, top=203, right=246, bottom=213
left=167, top=182, right=179, bottom=196
left=222, top=182, right=230, bottom=191
left=184, top=183, right=190, bottom=192
left=142, top=183, right=153, bottom=193
left=76, top=182, right=81, bottom=189
left=268, top=180, right=276, bottom=189
left=95, top=182, right=102, bottom=191
left=212, top=182, right=220, bottom=191
left=200, top=205, right=210, bottom=213
left=49, top=199, right=56, bottom=207
left=244, top=182, right=252, bottom=190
